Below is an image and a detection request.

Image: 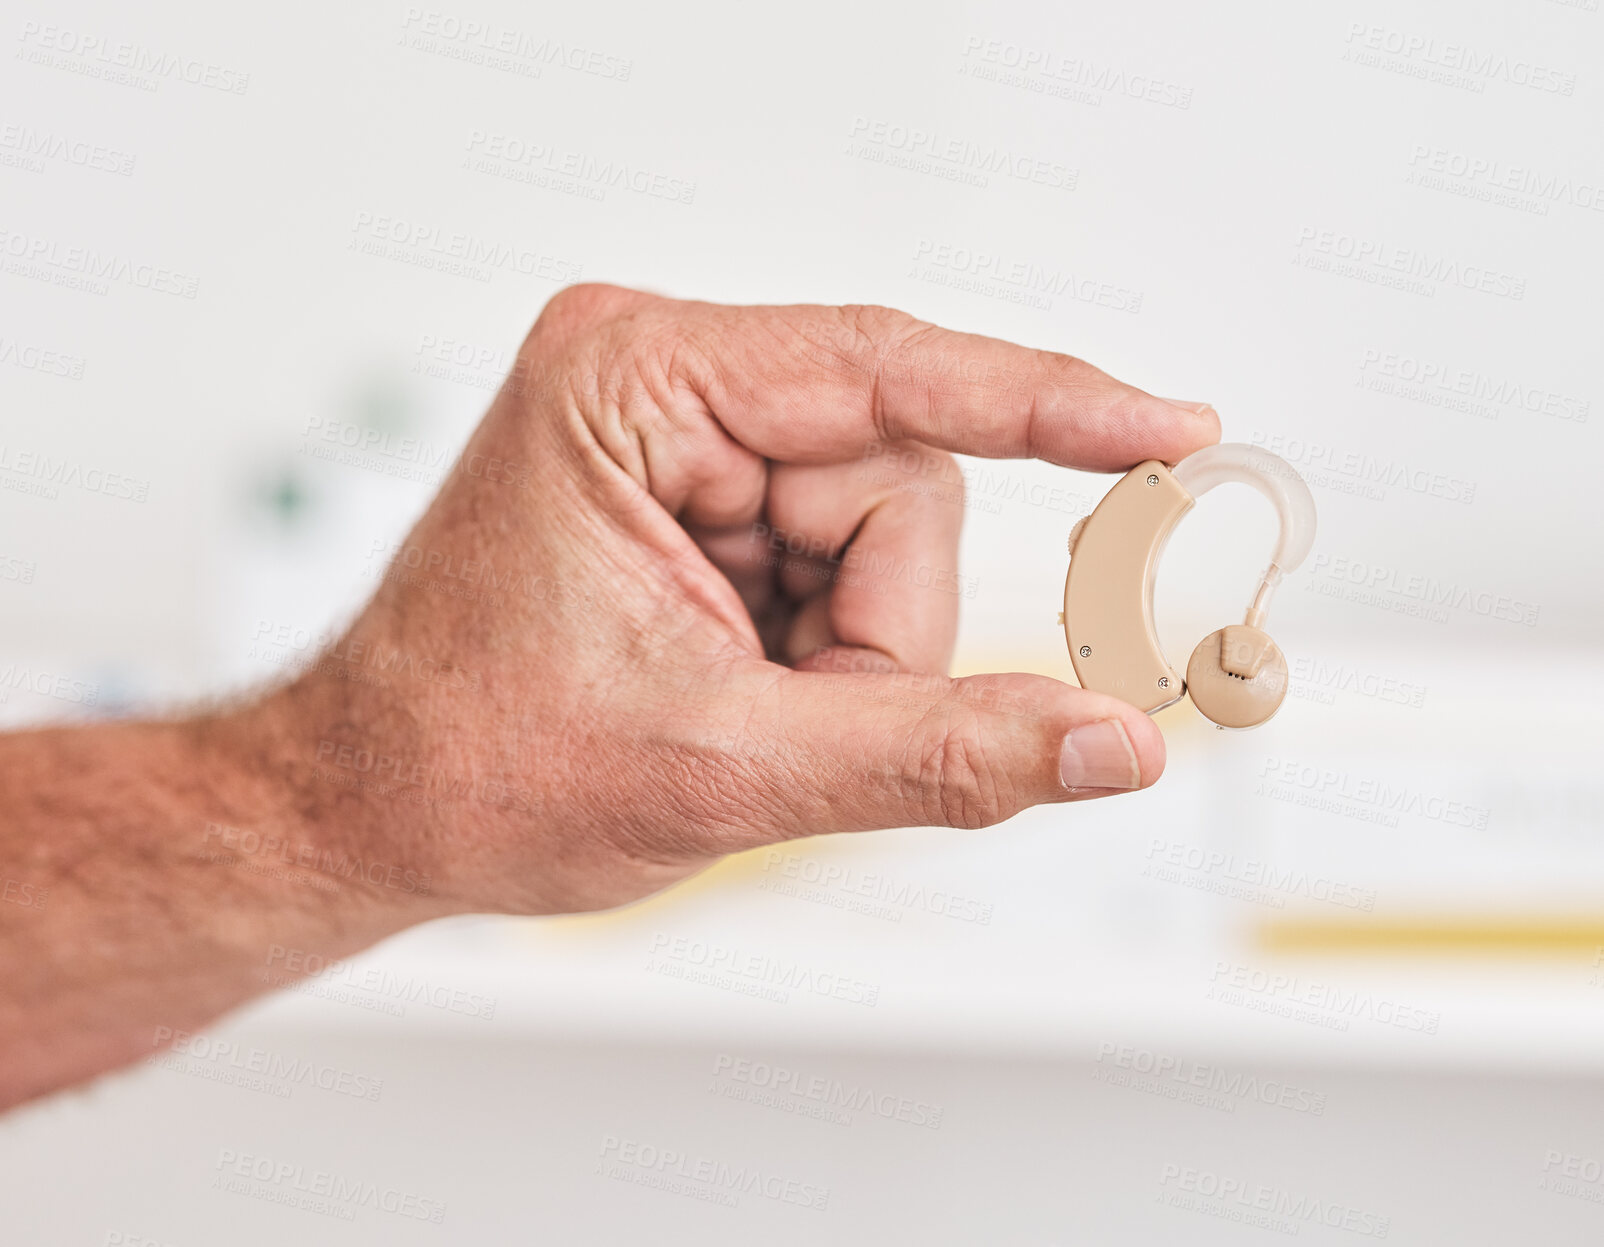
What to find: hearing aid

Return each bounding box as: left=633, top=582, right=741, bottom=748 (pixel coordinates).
left=1060, top=443, right=1316, bottom=729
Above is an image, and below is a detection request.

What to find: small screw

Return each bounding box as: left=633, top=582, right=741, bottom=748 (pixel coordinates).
left=1146, top=473, right=1159, bottom=487
left=1157, top=676, right=1170, bottom=688
left=1079, top=645, right=1091, bottom=658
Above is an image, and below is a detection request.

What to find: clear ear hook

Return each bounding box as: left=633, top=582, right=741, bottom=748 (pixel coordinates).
left=1171, top=443, right=1318, bottom=631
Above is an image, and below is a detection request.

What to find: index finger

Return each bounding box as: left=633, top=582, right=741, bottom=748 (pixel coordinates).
left=682, top=299, right=1221, bottom=470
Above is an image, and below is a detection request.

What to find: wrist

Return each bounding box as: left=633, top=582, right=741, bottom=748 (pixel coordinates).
left=205, top=680, right=460, bottom=936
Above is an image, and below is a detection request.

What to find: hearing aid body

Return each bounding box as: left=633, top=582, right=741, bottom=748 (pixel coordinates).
left=1061, top=443, right=1316, bottom=729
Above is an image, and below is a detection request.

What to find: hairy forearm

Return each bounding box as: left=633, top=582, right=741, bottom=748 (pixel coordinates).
left=0, top=692, right=443, bottom=1109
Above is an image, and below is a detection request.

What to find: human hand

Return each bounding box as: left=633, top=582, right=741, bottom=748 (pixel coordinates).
left=260, top=285, right=1219, bottom=916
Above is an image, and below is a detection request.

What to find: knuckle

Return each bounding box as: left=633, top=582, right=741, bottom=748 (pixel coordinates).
left=538, top=282, right=635, bottom=330
left=838, top=303, right=922, bottom=356
left=1032, top=350, right=1107, bottom=413
left=525, top=284, right=645, bottom=374
left=510, top=285, right=621, bottom=409
left=911, top=710, right=1009, bottom=830
left=1102, top=387, right=1151, bottom=437
left=520, top=284, right=687, bottom=435
left=840, top=302, right=915, bottom=331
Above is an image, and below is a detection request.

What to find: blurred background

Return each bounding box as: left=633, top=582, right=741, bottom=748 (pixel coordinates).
left=2, top=0, right=1603, bottom=1241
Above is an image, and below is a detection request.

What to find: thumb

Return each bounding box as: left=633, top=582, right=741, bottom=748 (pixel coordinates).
left=753, top=665, right=1166, bottom=838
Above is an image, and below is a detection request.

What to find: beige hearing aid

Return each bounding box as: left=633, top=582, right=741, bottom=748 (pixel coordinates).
left=1061, top=443, right=1316, bottom=729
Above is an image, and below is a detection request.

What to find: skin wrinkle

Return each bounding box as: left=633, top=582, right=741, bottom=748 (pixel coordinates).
left=710, top=312, right=826, bottom=447
left=851, top=307, right=901, bottom=448
left=650, top=329, right=770, bottom=530
left=1021, top=379, right=1048, bottom=466
left=560, top=303, right=651, bottom=488
left=706, top=665, right=813, bottom=843
left=619, top=351, right=683, bottom=497
left=648, top=537, right=764, bottom=660
left=566, top=349, right=753, bottom=638
left=927, top=708, right=1004, bottom=832
left=885, top=320, right=955, bottom=450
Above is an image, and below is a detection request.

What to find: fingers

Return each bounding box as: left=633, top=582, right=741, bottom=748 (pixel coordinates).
left=723, top=665, right=1166, bottom=842
left=678, top=445, right=967, bottom=674
left=763, top=449, right=965, bottom=673
left=683, top=298, right=1221, bottom=470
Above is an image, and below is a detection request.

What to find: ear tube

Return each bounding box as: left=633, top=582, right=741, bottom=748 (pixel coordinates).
left=1170, top=443, right=1317, bottom=631
left=1061, top=442, right=1317, bottom=728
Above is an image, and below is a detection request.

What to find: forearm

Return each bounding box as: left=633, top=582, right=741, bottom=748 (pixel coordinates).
left=0, top=692, right=441, bottom=1109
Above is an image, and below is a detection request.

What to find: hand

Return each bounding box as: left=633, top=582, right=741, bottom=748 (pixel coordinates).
left=259, top=285, right=1220, bottom=916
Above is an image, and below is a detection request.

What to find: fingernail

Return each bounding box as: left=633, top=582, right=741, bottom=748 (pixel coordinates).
left=1159, top=398, right=1217, bottom=417
left=1060, top=719, right=1140, bottom=790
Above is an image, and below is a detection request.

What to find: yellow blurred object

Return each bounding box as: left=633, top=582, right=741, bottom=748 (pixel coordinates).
left=1259, top=916, right=1604, bottom=956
